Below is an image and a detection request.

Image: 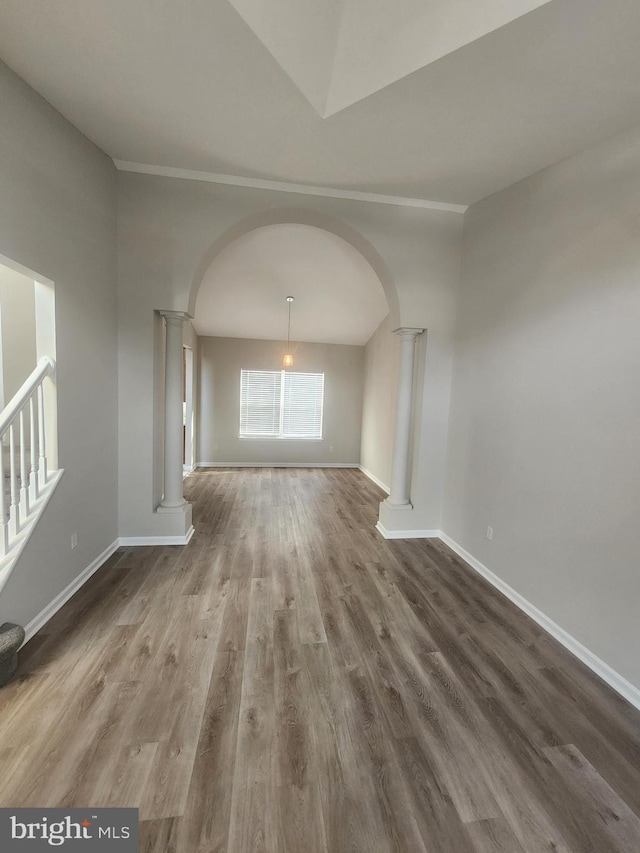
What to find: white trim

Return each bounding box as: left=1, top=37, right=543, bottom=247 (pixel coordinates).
left=359, top=465, right=390, bottom=494
left=119, top=526, right=195, bottom=547
left=23, top=538, right=120, bottom=644
left=375, top=522, right=440, bottom=539
left=113, top=160, right=468, bottom=214
left=196, top=462, right=358, bottom=469
left=0, top=252, right=54, bottom=286
left=238, top=437, right=324, bottom=441
left=19, top=514, right=639, bottom=711
left=439, top=532, right=640, bottom=712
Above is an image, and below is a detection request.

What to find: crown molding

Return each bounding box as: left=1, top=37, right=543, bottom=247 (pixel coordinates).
left=113, top=160, right=468, bottom=214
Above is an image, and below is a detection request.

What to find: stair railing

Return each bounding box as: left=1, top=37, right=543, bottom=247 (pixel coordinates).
left=0, top=357, right=55, bottom=557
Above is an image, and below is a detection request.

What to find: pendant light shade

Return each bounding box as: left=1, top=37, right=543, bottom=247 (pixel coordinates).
left=283, top=296, right=294, bottom=368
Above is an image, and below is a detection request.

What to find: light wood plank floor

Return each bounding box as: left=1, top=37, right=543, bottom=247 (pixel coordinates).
left=1, top=468, right=640, bottom=852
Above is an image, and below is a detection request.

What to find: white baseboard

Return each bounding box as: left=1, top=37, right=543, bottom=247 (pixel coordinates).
left=118, top=526, right=195, bottom=547
left=21, top=523, right=197, bottom=646
left=438, top=532, right=640, bottom=712
left=23, top=538, right=120, bottom=644
left=20, top=517, right=640, bottom=712
left=196, top=462, right=359, bottom=469
left=359, top=465, right=390, bottom=494
left=376, top=522, right=440, bottom=540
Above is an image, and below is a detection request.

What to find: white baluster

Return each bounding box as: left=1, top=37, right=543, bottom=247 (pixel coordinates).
left=19, top=408, right=30, bottom=517
left=8, top=423, right=19, bottom=538
left=38, top=383, right=47, bottom=486
left=0, top=444, right=8, bottom=555
left=0, top=358, right=56, bottom=562
left=29, top=395, right=38, bottom=502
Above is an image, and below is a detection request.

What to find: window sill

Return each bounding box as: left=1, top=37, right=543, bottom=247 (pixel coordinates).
left=238, top=436, right=324, bottom=441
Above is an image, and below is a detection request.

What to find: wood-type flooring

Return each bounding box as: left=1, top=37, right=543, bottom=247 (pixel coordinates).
left=1, top=468, right=639, bottom=852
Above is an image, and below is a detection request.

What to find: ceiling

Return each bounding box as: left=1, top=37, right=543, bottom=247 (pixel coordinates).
left=226, top=0, right=553, bottom=117
left=0, top=0, right=639, bottom=204
left=194, top=224, right=388, bottom=344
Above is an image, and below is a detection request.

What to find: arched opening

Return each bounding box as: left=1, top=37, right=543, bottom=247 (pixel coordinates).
left=186, top=214, right=397, bottom=472
left=187, top=208, right=399, bottom=326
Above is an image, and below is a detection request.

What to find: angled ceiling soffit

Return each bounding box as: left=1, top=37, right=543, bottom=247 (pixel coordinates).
left=226, top=0, right=555, bottom=117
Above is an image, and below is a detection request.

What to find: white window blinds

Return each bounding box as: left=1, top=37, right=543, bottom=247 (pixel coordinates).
left=240, top=369, right=324, bottom=439
left=239, top=370, right=281, bottom=436
left=282, top=371, right=324, bottom=438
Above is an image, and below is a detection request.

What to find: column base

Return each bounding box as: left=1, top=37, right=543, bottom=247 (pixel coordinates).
left=382, top=497, right=413, bottom=510
left=376, top=499, right=440, bottom=540
left=157, top=498, right=187, bottom=511
left=154, top=501, right=194, bottom=543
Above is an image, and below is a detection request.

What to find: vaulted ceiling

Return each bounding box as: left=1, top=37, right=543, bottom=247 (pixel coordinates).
left=226, top=0, right=553, bottom=117
left=0, top=0, right=639, bottom=203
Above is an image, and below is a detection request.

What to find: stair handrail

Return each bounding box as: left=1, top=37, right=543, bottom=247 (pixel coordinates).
left=0, top=357, right=55, bottom=438
left=0, top=355, right=56, bottom=561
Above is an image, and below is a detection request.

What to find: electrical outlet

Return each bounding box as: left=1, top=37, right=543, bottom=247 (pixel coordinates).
left=486, top=526, right=493, bottom=541
left=213, top=444, right=218, bottom=451
left=329, top=446, right=334, bottom=452
left=71, top=533, right=78, bottom=550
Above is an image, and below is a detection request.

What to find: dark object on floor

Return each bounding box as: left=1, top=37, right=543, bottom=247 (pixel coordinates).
left=0, top=623, right=25, bottom=687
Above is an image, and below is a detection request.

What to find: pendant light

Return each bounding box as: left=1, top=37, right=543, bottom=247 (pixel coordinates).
left=283, top=296, right=294, bottom=368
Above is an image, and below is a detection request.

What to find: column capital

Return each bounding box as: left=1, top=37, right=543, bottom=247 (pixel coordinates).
left=159, top=310, right=191, bottom=327
left=392, top=327, right=424, bottom=341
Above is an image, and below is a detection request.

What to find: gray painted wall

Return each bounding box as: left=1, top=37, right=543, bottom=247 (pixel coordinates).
left=0, top=60, right=118, bottom=629
left=198, top=336, right=363, bottom=466
left=0, top=265, right=36, bottom=408
left=443, top=124, right=640, bottom=689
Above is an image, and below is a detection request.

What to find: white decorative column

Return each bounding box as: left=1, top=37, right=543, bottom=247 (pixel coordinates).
left=158, top=311, right=189, bottom=514
left=387, top=328, right=423, bottom=505
left=377, top=327, right=424, bottom=537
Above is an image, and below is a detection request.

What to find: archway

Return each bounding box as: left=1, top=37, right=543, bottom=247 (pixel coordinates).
left=187, top=208, right=400, bottom=327
left=184, top=211, right=398, bottom=477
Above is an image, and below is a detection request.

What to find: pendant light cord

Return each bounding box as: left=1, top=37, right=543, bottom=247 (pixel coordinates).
left=287, top=299, right=291, bottom=351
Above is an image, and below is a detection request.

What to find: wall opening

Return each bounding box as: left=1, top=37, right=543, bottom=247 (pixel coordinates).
left=189, top=218, right=394, bottom=469
left=0, top=254, right=58, bottom=469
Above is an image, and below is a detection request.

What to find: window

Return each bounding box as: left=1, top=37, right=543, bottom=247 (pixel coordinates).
left=240, top=369, right=324, bottom=439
